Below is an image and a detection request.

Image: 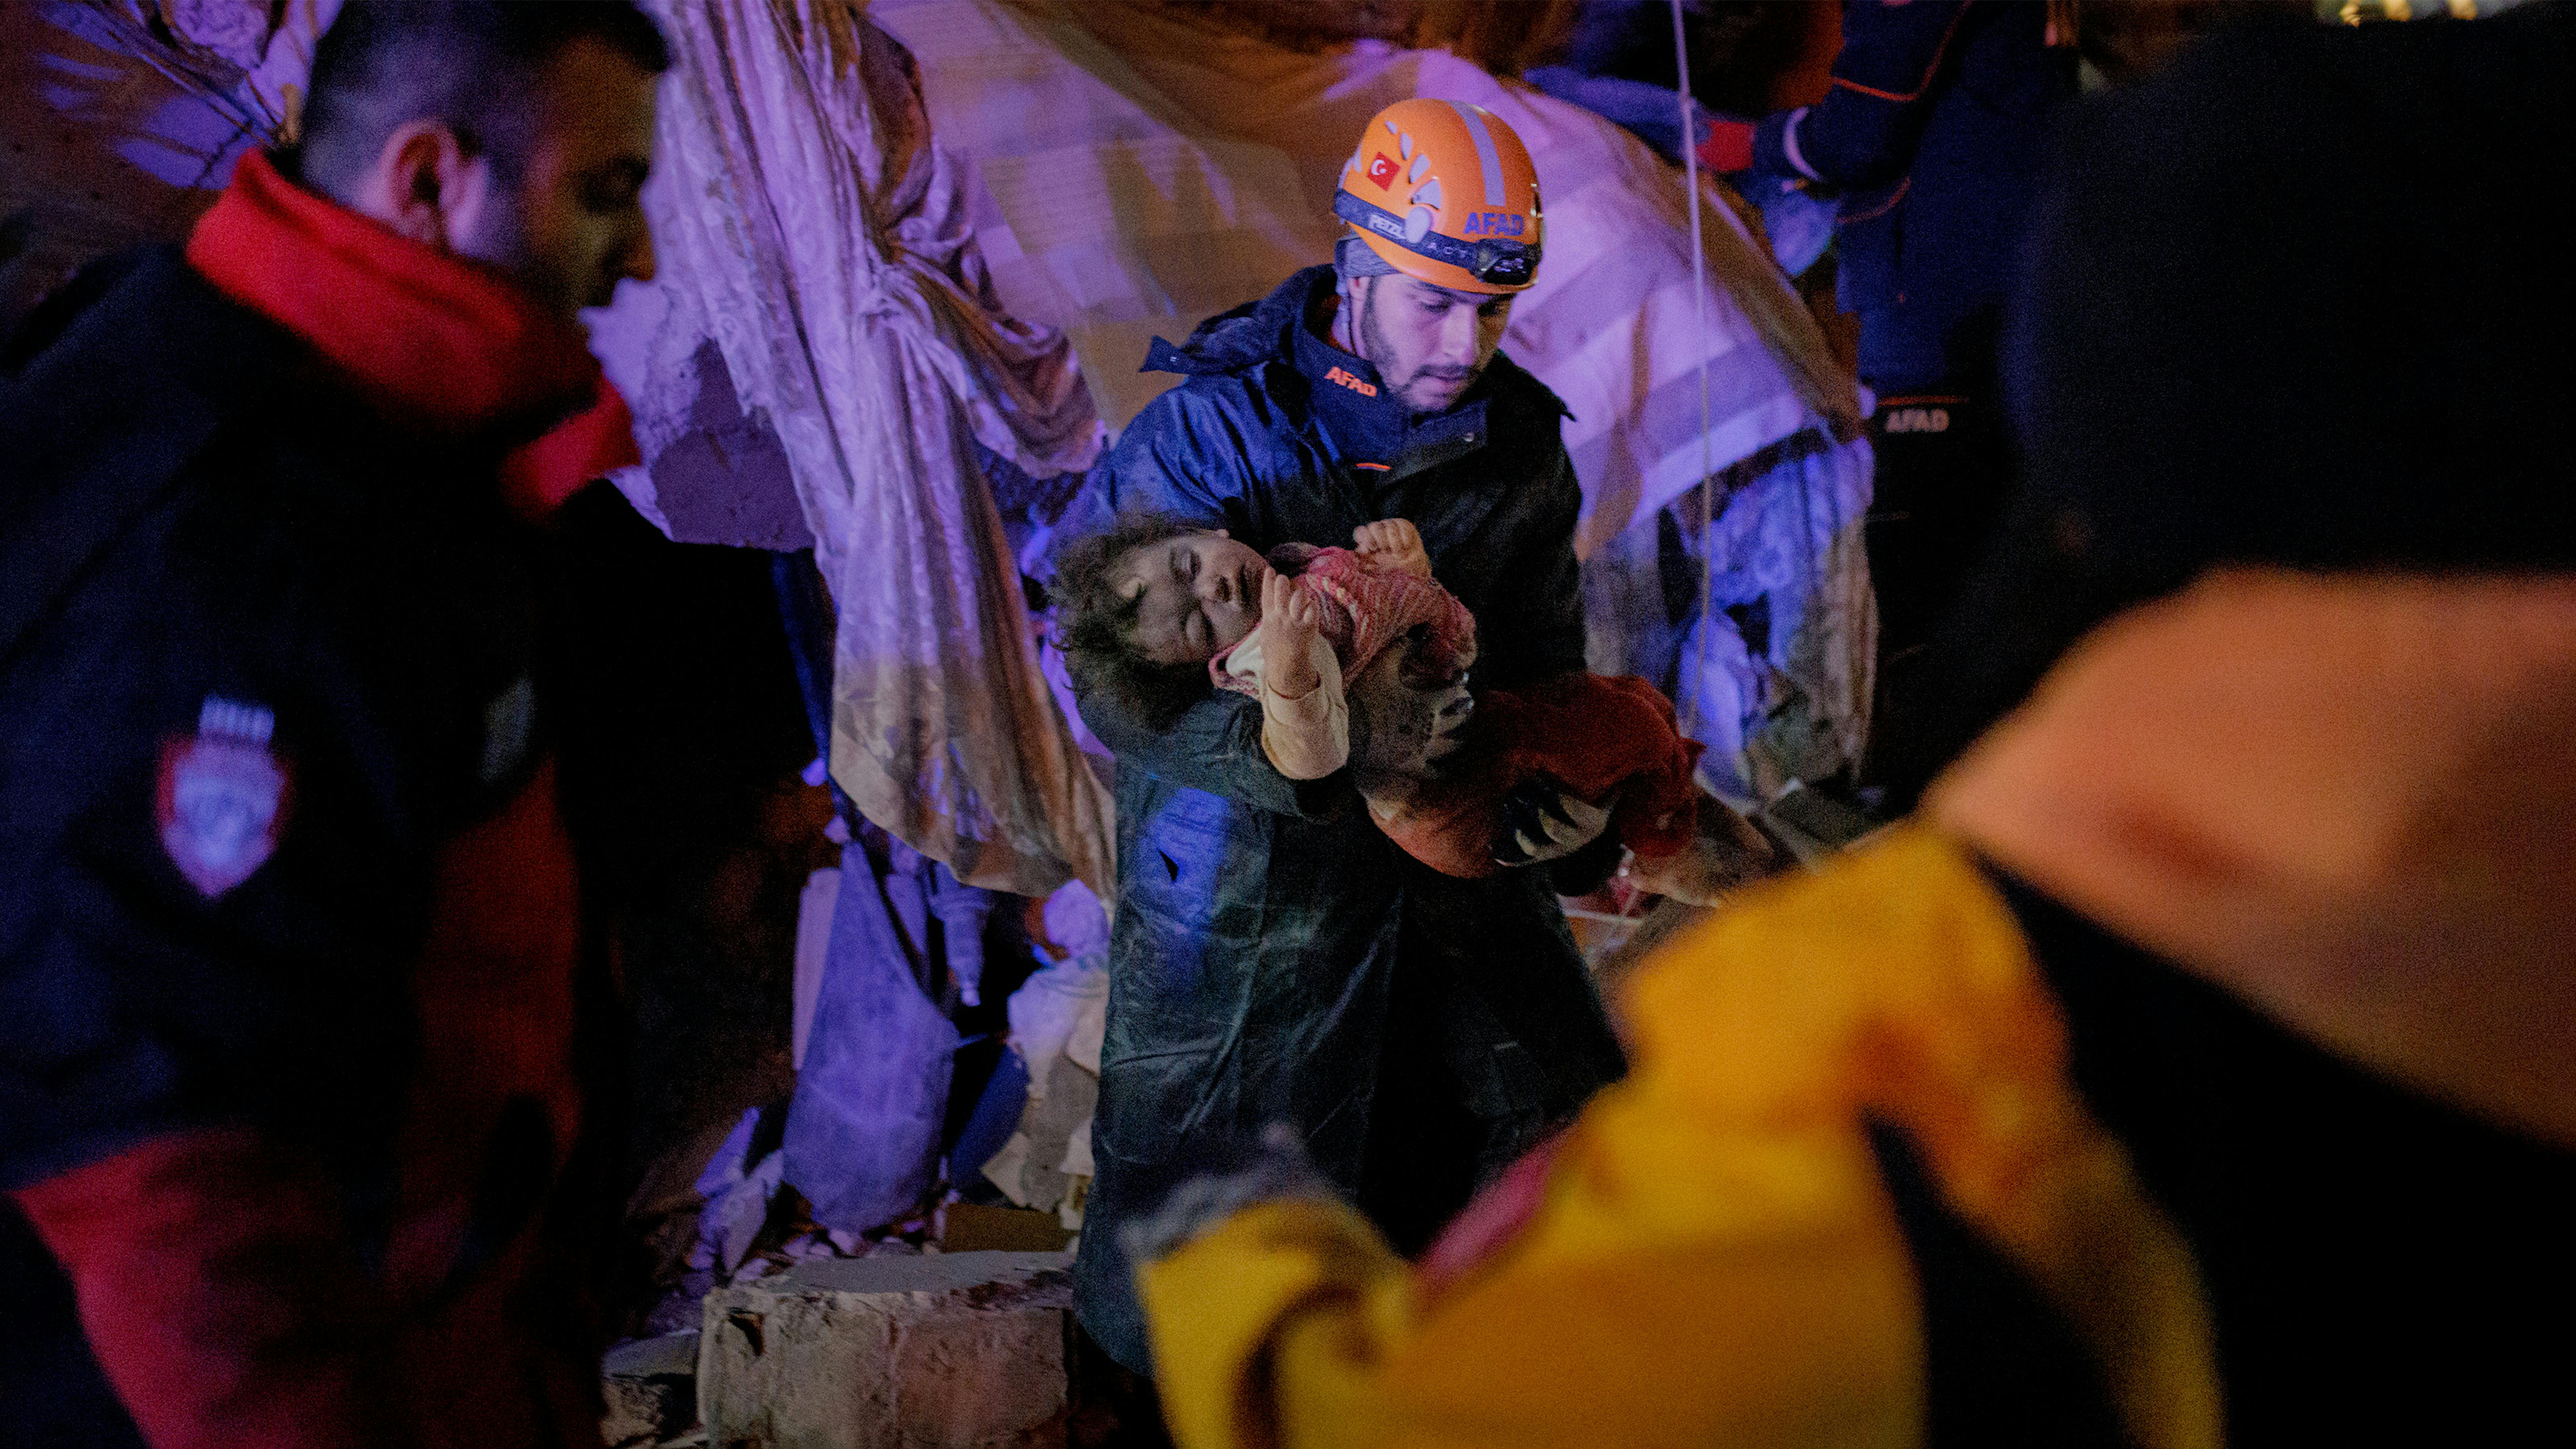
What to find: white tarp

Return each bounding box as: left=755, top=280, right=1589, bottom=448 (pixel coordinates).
left=869, top=0, right=1860, bottom=559
left=978, top=880, right=1109, bottom=1227
left=611, top=0, right=1116, bottom=898
left=1677, top=439, right=1878, bottom=792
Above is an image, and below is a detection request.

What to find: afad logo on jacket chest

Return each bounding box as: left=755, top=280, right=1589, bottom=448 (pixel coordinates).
left=158, top=696, right=291, bottom=898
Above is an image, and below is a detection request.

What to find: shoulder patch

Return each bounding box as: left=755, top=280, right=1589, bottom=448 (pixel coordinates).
left=158, top=696, right=290, bottom=899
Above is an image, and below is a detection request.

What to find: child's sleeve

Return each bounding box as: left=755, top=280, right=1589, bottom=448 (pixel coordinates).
left=1371, top=546, right=1434, bottom=579
left=1259, top=636, right=1349, bottom=781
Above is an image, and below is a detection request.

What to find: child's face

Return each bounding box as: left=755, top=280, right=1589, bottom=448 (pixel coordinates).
left=1112, top=532, right=1271, bottom=665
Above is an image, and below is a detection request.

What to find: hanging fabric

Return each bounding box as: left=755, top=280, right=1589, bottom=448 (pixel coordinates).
left=0, top=0, right=335, bottom=328
left=1660, top=0, right=1873, bottom=791
left=623, top=0, right=1115, bottom=898
left=783, top=835, right=958, bottom=1231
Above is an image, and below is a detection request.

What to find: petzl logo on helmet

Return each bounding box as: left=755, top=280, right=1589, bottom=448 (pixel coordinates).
left=1462, top=210, right=1525, bottom=239
left=1365, top=152, right=1399, bottom=190
left=158, top=696, right=289, bottom=899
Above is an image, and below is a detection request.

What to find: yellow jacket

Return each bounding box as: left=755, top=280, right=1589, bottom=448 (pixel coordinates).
left=1140, top=570, right=2576, bottom=1449
left=1142, top=827, right=2219, bottom=1449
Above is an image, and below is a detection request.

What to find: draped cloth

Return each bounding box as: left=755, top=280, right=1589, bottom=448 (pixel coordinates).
left=868, top=0, right=1860, bottom=555
left=630, top=0, right=1113, bottom=898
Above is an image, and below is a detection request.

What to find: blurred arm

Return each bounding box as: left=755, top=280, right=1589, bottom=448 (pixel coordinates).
left=1752, top=0, right=1971, bottom=191
left=12, top=1129, right=404, bottom=1449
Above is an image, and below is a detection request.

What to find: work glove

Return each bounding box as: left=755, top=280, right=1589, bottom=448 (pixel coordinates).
left=1699, top=116, right=1757, bottom=174
left=1492, top=772, right=1613, bottom=867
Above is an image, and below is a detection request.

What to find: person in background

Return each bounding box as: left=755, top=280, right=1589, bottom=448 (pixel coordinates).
left=1708, top=0, right=2074, bottom=808
left=1126, top=7, right=2576, bottom=1446
left=0, top=4, right=673, bottom=1445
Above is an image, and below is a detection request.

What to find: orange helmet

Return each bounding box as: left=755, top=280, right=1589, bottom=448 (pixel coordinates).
left=1335, top=98, right=1544, bottom=294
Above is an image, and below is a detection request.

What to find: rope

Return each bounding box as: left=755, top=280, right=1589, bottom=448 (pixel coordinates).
left=1671, top=0, right=1719, bottom=750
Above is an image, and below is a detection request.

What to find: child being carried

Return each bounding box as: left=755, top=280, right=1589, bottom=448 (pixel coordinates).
left=1056, top=512, right=1769, bottom=903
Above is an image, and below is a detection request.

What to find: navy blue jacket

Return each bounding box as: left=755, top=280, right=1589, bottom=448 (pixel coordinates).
left=1059, top=267, right=1624, bottom=1373
left=1752, top=0, right=2071, bottom=394
left=0, top=250, right=564, bottom=1190
left=0, top=246, right=805, bottom=1442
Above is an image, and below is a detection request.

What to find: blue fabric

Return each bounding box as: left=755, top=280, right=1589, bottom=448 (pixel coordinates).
left=1751, top=0, right=2072, bottom=392
left=1056, top=267, right=1624, bottom=1374
left=1519, top=66, right=1840, bottom=275
left=781, top=844, right=961, bottom=1233
left=1672, top=430, right=1874, bottom=793
left=952, top=1048, right=1031, bottom=1197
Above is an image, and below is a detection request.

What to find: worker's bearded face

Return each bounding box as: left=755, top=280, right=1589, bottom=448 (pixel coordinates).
left=454, top=37, right=662, bottom=324
left=1355, top=274, right=1515, bottom=416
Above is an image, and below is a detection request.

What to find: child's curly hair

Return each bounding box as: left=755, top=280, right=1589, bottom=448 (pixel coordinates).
left=1054, top=510, right=1224, bottom=733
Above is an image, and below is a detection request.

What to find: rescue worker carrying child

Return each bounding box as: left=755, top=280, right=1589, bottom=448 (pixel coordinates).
left=1055, top=97, right=1768, bottom=1378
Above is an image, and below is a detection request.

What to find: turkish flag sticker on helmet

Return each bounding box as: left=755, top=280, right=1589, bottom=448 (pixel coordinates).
left=1366, top=152, right=1398, bottom=190
left=157, top=696, right=290, bottom=898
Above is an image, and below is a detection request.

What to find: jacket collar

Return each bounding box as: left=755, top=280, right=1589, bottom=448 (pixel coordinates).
left=1291, top=303, right=1409, bottom=468
left=184, top=149, right=636, bottom=517
left=1139, top=264, right=1329, bottom=379
left=1140, top=267, right=1568, bottom=563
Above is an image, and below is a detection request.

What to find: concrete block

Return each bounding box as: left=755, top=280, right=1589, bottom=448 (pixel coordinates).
left=602, top=1330, right=700, bottom=1448
left=700, top=1250, right=1074, bottom=1449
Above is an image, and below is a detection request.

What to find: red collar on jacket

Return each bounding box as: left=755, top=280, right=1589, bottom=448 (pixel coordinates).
left=184, top=149, right=640, bottom=518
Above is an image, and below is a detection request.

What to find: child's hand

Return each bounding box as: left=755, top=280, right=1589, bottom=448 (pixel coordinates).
left=1257, top=570, right=1323, bottom=698
left=1353, top=518, right=1432, bottom=578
